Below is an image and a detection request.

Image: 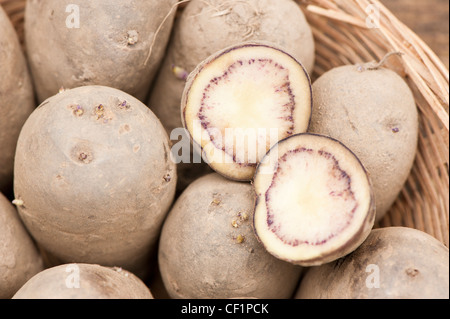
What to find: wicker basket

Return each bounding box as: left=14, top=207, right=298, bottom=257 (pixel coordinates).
left=2, top=0, right=448, bottom=247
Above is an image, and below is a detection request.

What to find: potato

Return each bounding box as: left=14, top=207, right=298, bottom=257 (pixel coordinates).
left=13, top=85, right=177, bottom=279
left=309, top=64, right=419, bottom=221
left=148, top=0, right=315, bottom=191
left=158, top=173, right=303, bottom=299
left=0, top=6, right=35, bottom=193
left=253, top=133, right=375, bottom=266
left=25, top=0, right=177, bottom=103
left=13, top=263, right=153, bottom=299
left=181, top=42, right=312, bottom=181
left=0, top=192, right=44, bottom=299
left=295, top=227, right=449, bottom=299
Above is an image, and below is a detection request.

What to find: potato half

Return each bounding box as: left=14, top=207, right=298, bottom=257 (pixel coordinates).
left=253, top=133, right=375, bottom=266
left=182, top=42, right=312, bottom=181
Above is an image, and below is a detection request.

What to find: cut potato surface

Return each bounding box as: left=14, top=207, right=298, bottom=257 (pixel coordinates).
left=182, top=43, right=312, bottom=181
left=253, top=133, right=375, bottom=266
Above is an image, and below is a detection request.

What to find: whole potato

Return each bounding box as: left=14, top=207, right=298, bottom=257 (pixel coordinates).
left=25, top=0, right=177, bottom=103
left=309, top=64, right=419, bottom=221
left=13, top=85, right=177, bottom=279
left=0, top=6, right=35, bottom=193
left=296, top=227, right=449, bottom=299
left=0, top=192, right=44, bottom=299
left=13, top=263, right=153, bottom=299
left=158, top=173, right=303, bottom=299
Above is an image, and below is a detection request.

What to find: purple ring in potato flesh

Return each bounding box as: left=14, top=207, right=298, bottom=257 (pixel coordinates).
left=253, top=133, right=375, bottom=266
left=181, top=42, right=312, bottom=181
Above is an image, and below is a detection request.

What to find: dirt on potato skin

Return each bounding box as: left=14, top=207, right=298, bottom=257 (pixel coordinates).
left=158, top=173, right=303, bottom=299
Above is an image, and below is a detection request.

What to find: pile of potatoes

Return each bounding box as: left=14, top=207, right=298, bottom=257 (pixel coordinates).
left=1, top=0, right=448, bottom=300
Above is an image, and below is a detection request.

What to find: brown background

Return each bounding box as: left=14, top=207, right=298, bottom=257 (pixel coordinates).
left=383, top=0, right=449, bottom=68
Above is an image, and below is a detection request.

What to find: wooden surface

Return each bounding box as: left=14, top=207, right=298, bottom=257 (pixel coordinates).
left=382, top=0, right=449, bottom=69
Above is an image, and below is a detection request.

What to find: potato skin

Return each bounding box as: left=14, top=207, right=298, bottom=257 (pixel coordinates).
left=0, top=7, right=35, bottom=193
left=25, top=0, right=177, bottom=103
left=13, top=85, right=177, bottom=279
left=13, top=264, right=153, bottom=299
left=296, top=227, right=449, bottom=299
left=148, top=0, right=315, bottom=192
left=0, top=192, right=44, bottom=299
left=309, top=65, right=419, bottom=221
left=158, top=173, right=303, bottom=299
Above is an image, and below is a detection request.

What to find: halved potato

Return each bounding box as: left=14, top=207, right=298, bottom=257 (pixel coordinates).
left=182, top=42, right=312, bottom=181
left=253, top=133, right=375, bottom=266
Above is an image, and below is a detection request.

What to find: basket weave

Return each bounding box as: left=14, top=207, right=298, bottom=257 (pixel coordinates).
left=2, top=0, right=448, bottom=247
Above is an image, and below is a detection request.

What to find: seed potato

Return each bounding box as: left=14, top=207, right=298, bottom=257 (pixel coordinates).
left=295, top=227, right=449, bottom=299
left=25, top=0, right=178, bottom=103
left=309, top=63, right=419, bottom=221
left=158, top=173, right=303, bottom=299
left=13, top=263, right=153, bottom=299
left=0, top=192, right=44, bottom=299
left=13, top=85, right=177, bottom=279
